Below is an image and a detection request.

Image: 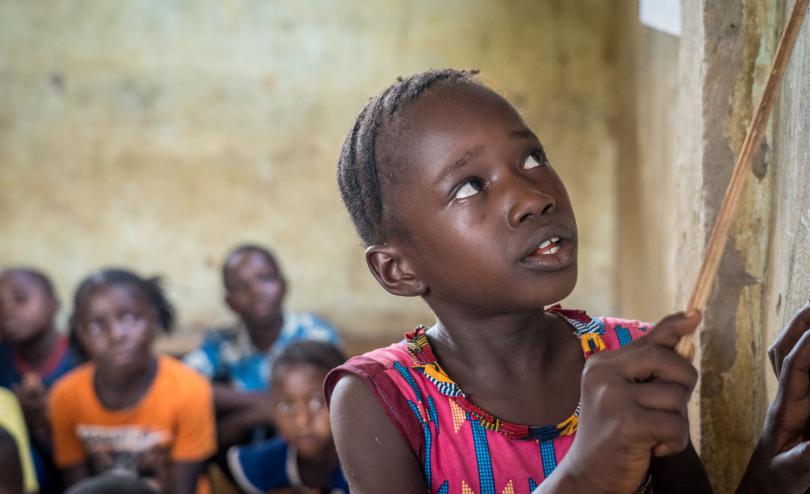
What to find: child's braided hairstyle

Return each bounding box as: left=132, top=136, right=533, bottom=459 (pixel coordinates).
left=337, top=68, right=480, bottom=246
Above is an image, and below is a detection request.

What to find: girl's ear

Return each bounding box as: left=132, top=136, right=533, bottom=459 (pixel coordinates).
left=365, top=244, right=427, bottom=297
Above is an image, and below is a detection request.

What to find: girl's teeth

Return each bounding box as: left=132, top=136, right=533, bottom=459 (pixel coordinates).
left=535, top=237, right=562, bottom=255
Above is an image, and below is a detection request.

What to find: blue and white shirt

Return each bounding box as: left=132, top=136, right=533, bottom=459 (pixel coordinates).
left=227, top=437, right=348, bottom=494
left=183, top=311, right=340, bottom=391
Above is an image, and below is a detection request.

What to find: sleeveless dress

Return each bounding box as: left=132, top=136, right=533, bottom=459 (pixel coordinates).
left=324, top=307, right=652, bottom=494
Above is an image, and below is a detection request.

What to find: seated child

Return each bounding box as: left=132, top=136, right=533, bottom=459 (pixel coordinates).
left=0, top=267, right=83, bottom=493
left=227, top=340, right=348, bottom=494
left=325, top=69, right=805, bottom=493
left=49, top=269, right=216, bottom=494
left=0, top=388, right=37, bottom=494
left=184, top=244, right=340, bottom=447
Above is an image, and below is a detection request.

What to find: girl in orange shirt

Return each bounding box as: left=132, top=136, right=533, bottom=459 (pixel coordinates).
left=49, top=269, right=215, bottom=494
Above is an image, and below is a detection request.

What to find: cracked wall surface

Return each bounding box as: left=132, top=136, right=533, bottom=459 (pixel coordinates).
left=624, top=0, right=809, bottom=491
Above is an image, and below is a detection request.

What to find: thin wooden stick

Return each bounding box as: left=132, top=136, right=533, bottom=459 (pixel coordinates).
left=675, top=0, right=810, bottom=360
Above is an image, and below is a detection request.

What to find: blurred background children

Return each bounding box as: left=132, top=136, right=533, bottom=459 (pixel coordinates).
left=184, top=244, right=340, bottom=448
left=49, top=269, right=215, bottom=494
left=227, top=340, right=348, bottom=494
left=0, top=268, right=83, bottom=493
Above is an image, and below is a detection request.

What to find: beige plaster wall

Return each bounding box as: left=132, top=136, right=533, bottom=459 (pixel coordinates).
left=0, top=1, right=623, bottom=352
left=764, top=0, right=810, bottom=400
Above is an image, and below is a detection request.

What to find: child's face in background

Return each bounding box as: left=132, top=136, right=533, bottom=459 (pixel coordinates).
left=0, top=272, right=57, bottom=344
left=75, top=284, right=157, bottom=374
left=270, top=365, right=332, bottom=459
left=381, top=83, right=578, bottom=312
left=224, top=251, right=286, bottom=327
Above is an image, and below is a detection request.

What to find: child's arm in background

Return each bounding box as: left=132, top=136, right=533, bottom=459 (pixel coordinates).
left=539, top=312, right=707, bottom=493
left=12, top=374, right=50, bottom=448
left=330, top=374, right=428, bottom=494
left=0, top=427, right=24, bottom=494
left=212, top=386, right=268, bottom=449
left=737, top=304, right=810, bottom=494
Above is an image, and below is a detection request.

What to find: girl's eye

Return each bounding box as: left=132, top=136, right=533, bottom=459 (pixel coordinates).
left=85, top=321, right=103, bottom=336
left=308, top=396, right=325, bottom=412
left=523, top=152, right=546, bottom=170
left=275, top=400, right=293, bottom=415
left=120, top=313, right=138, bottom=326
left=454, top=180, right=484, bottom=200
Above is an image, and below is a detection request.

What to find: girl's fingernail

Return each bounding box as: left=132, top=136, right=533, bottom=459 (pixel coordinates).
left=686, top=309, right=700, bottom=318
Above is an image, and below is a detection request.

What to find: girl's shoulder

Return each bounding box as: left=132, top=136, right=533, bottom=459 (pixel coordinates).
left=324, top=339, right=411, bottom=402
left=49, top=362, right=95, bottom=403
left=547, top=305, right=653, bottom=355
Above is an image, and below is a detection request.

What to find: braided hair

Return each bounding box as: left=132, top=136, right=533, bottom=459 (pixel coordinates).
left=337, top=68, right=480, bottom=246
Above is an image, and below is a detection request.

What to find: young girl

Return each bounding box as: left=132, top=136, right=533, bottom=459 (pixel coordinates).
left=227, top=340, right=348, bottom=494
left=48, top=269, right=216, bottom=494
left=324, top=69, right=806, bottom=494
left=0, top=267, right=83, bottom=493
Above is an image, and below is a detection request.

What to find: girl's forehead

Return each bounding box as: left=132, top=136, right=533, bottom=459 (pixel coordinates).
left=81, top=283, right=150, bottom=312
left=383, top=85, right=530, bottom=185
left=272, top=364, right=328, bottom=391
left=0, top=274, right=54, bottom=303
left=400, top=83, right=521, bottom=134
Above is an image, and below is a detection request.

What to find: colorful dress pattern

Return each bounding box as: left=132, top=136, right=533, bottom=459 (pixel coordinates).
left=324, top=307, right=652, bottom=494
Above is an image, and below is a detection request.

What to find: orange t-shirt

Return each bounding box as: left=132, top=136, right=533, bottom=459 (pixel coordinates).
left=49, top=355, right=216, bottom=490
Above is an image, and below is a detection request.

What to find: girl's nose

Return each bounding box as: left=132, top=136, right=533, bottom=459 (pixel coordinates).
left=506, top=179, right=556, bottom=228
left=293, top=408, right=312, bottom=428
left=108, top=320, right=128, bottom=341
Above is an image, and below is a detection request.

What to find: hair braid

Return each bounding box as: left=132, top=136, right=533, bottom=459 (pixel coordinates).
left=337, top=68, right=480, bottom=245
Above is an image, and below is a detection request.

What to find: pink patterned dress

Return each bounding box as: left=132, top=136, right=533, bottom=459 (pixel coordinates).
left=324, top=307, right=652, bottom=494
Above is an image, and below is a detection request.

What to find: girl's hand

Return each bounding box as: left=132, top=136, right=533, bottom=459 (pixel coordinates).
left=768, top=302, right=810, bottom=379
left=13, top=373, right=50, bottom=446
left=544, top=311, right=700, bottom=494
left=738, top=310, right=810, bottom=494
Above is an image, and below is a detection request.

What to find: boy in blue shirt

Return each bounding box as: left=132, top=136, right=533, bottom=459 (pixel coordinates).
left=184, top=244, right=340, bottom=447
left=227, top=340, right=348, bottom=494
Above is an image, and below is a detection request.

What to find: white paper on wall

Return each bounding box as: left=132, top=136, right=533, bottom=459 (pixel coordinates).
left=639, top=0, right=682, bottom=37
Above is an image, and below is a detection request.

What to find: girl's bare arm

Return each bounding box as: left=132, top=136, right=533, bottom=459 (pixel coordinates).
left=329, top=375, right=427, bottom=494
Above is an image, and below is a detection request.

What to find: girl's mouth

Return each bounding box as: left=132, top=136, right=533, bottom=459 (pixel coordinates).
left=520, top=237, right=575, bottom=271
left=534, top=237, right=561, bottom=255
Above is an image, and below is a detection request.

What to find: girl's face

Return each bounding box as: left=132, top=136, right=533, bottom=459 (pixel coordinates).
left=224, top=251, right=286, bottom=327
left=76, top=284, right=158, bottom=373
left=269, top=365, right=332, bottom=459
left=0, top=272, right=57, bottom=344
left=382, top=83, right=578, bottom=314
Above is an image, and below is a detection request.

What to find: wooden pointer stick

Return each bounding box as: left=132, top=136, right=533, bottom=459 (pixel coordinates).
left=675, top=0, right=810, bottom=360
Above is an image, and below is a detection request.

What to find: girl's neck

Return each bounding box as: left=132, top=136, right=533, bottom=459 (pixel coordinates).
left=427, top=307, right=561, bottom=369
left=246, top=313, right=284, bottom=352
left=17, top=328, right=59, bottom=371
left=94, top=355, right=158, bottom=410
